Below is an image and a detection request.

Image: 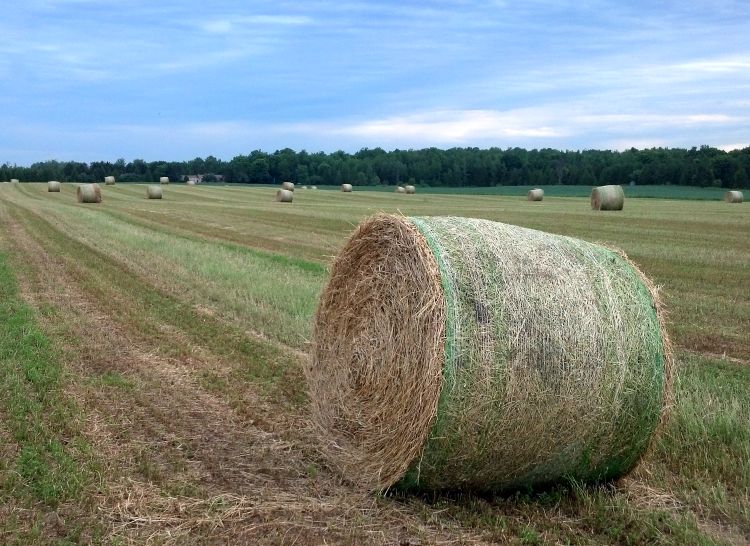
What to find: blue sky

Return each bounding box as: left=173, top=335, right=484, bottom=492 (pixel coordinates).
left=1, top=0, right=748, bottom=163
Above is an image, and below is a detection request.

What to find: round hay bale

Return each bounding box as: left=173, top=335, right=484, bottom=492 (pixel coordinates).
left=341, top=183, right=353, bottom=192
left=591, top=185, right=624, bottom=210
left=281, top=181, right=295, bottom=191
left=159, top=176, right=170, bottom=184
left=146, top=185, right=163, bottom=199
left=104, top=176, right=116, bottom=185
left=395, top=186, right=406, bottom=193
left=10, top=178, right=19, bottom=183
left=311, top=185, right=318, bottom=190
left=77, top=183, right=102, bottom=203
left=301, top=185, right=308, bottom=190
left=186, top=179, right=196, bottom=186
left=276, top=189, right=293, bottom=202
left=48, top=181, right=61, bottom=192
left=309, top=214, right=672, bottom=493
left=405, top=185, right=416, bottom=194
left=528, top=188, right=544, bottom=201
left=725, top=190, right=743, bottom=203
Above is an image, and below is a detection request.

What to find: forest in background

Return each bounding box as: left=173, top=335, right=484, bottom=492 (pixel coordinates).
left=3, top=145, right=749, bottom=188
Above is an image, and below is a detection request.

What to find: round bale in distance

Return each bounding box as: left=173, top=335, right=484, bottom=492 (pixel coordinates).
left=10, top=179, right=19, bottom=183
left=281, top=181, right=295, bottom=191
left=276, top=189, right=293, bottom=202
left=147, top=185, right=163, bottom=199
left=309, top=214, right=671, bottom=493
left=341, top=183, right=353, bottom=192
left=591, top=184, right=624, bottom=210
left=395, top=186, right=406, bottom=193
left=311, top=185, right=318, bottom=190
left=725, top=190, right=743, bottom=203
left=159, top=176, right=170, bottom=184
left=77, top=184, right=102, bottom=203
left=186, top=179, right=196, bottom=186
left=528, top=188, right=544, bottom=201
left=104, top=176, right=116, bottom=185
left=405, top=185, right=416, bottom=194
left=48, top=181, right=61, bottom=192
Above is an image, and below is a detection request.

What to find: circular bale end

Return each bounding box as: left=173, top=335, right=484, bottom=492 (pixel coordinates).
left=159, top=176, right=170, bottom=184
left=77, top=183, right=102, bottom=203
left=48, top=181, right=61, bottom=192
left=527, top=188, right=544, bottom=201
left=276, top=189, right=293, bottom=202
left=725, top=190, right=743, bottom=203
left=104, top=176, right=116, bottom=185
left=310, top=214, right=671, bottom=493
left=341, top=183, right=353, bottom=192
left=147, top=185, right=163, bottom=199
left=405, top=185, right=416, bottom=194
left=591, top=185, right=624, bottom=210
left=281, top=181, right=295, bottom=192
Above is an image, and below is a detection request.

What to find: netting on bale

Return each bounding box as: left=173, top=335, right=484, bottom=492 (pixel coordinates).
left=310, top=214, right=671, bottom=493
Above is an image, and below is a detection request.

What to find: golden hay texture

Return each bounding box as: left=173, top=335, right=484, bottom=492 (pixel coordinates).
left=48, top=181, right=61, bottom=192
left=591, top=185, right=624, bottom=210
left=77, top=183, right=102, bottom=203
left=159, top=176, right=170, bottom=184
left=146, top=185, right=163, bottom=199
left=405, top=185, right=416, bottom=194
left=341, top=183, right=353, bottom=192
left=104, top=175, right=116, bottom=185
left=310, top=214, right=672, bottom=493
left=395, top=186, right=406, bottom=193
left=281, top=181, right=295, bottom=191
left=725, top=190, right=744, bottom=203
left=276, top=189, right=293, bottom=202
left=528, top=188, right=544, bottom=201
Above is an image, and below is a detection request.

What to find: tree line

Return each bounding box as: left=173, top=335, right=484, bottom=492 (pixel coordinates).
left=2, top=145, right=749, bottom=188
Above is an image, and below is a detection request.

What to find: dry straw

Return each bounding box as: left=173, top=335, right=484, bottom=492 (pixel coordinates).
left=725, top=190, right=743, bottom=203
left=341, top=183, right=353, bottom=192
left=281, top=181, right=295, bottom=191
left=77, top=183, right=102, bottom=203
left=528, top=188, right=544, bottom=201
left=591, top=185, right=624, bottom=210
left=48, top=181, right=61, bottom=192
left=159, top=176, right=170, bottom=184
left=104, top=175, right=116, bottom=185
left=395, top=186, right=406, bottom=193
left=147, top=185, right=163, bottom=199
left=405, top=185, right=416, bottom=194
left=276, top=188, right=293, bottom=202
left=309, top=214, right=672, bottom=493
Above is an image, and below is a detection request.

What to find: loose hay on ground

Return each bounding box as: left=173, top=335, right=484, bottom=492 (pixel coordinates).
left=309, top=214, right=672, bottom=493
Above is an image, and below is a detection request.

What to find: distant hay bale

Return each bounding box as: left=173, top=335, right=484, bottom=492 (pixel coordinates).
left=528, top=188, right=544, bottom=201
left=725, top=190, right=743, bottom=203
left=104, top=176, right=116, bottom=185
left=301, top=185, right=308, bottom=189
left=591, top=185, right=624, bottom=210
left=159, top=176, right=170, bottom=184
left=276, top=189, right=293, bottom=202
left=186, top=180, right=196, bottom=186
left=309, top=214, right=672, bottom=493
left=405, top=185, right=416, bottom=194
left=146, top=185, right=163, bottom=199
left=395, top=186, right=406, bottom=193
left=48, top=181, right=61, bottom=192
left=77, top=183, right=102, bottom=203
left=281, top=181, right=295, bottom=191
left=341, top=183, right=353, bottom=192
left=311, top=185, right=318, bottom=190
left=10, top=178, right=19, bottom=183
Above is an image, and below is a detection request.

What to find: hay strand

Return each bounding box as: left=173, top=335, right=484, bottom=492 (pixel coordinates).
left=528, top=188, right=544, bottom=201
left=310, top=214, right=671, bottom=493
left=341, top=183, right=353, bottom=192
left=77, top=183, right=102, bottom=203
left=48, top=181, right=61, bottom=192
left=725, top=190, right=743, bottom=203
left=159, top=176, right=170, bottom=184
left=104, top=176, right=116, bottom=185
left=276, top=189, right=293, bottom=202
left=146, top=185, right=163, bottom=199
left=281, top=181, right=295, bottom=191
left=591, top=185, right=624, bottom=210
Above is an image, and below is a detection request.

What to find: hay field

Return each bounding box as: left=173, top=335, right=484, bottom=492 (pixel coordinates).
left=0, top=182, right=747, bottom=545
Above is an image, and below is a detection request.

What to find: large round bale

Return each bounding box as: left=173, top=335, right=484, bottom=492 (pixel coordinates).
left=341, top=183, right=353, bottom=192
left=104, top=176, right=116, bottom=185
left=146, top=185, right=163, bottom=199
left=309, top=214, right=671, bottom=493
left=395, top=186, right=406, bottom=193
left=276, top=189, right=293, bottom=202
left=159, top=176, right=170, bottom=185
left=77, top=184, right=102, bottom=203
left=281, top=181, right=295, bottom=192
left=405, top=185, right=416, bottom=194
left=591, top=185, right=624, bottom=210
left=48, top=181, right=61, bottom=192
left=725, top=190, right=743, bottom=203
left=10, top=178, right=19, bottom=183
left=311, top=185, right=318, bottom=190
left=528, top=188, right=544, bottom=201
left=186, top=179, right=196, bottom=186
